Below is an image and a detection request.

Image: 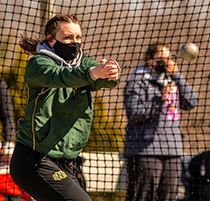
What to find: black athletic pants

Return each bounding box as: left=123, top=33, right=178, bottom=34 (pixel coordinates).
left=126, top=156, right=181, bottom=201
left=10, top=142, right=92, bottom=201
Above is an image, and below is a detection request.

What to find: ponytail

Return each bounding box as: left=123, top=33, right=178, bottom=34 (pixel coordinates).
left=19, top=32, right=40, bottom=55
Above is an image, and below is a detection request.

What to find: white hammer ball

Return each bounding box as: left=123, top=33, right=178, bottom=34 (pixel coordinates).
left=180, top=42, right=199, bottom=61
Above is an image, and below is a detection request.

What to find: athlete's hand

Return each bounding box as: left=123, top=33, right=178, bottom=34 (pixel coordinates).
left=90, top=59, right=119, bottom=80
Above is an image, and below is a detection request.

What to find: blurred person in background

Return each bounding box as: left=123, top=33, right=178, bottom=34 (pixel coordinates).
left=0, top=78, right=15, bottom=164
left=0, top=78, right=31, bottom=200
left=123, top=41, right=198, bottom=201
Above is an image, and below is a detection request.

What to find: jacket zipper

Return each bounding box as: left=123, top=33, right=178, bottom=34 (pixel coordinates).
left=73, top=88, right=77, bottom=108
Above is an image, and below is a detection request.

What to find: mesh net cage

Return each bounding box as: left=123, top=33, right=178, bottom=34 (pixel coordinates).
left=0, top=0, right=210, bottom=200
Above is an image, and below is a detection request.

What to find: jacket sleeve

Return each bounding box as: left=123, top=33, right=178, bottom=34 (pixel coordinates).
left=25, top=54, right=119, bottom=90
left=172, top=71, right=198, bottom=110
left=124, top=71, right=162, bottom=123
left=89, top=78, right=120, bottom=91
left=81, top=55, right=120, bottom=91
left=25, top=54, right=96, bottom=88
left=0, top=78, right=15, bottom=142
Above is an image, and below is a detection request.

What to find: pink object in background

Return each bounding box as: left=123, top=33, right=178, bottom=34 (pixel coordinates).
left=165, top=85, right=180, bottom=121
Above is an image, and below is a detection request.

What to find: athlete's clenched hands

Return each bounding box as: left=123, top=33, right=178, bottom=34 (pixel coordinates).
left=90, top=59, right=119, bottom=81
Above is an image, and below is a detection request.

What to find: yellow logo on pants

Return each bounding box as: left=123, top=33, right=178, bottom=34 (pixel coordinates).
left=52, top=170, right=67, bottom=181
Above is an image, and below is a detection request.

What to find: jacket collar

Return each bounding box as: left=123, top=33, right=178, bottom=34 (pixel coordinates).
left=36, top=42, right=82, bottom=68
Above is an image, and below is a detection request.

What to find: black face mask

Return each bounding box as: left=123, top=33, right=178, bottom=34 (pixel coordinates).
left=155, top=60, right=166, bottom=74
left=53, top=40, right=81, bottom=61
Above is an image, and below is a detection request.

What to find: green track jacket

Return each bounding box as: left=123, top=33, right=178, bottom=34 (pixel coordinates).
left=16, top=42, right=119, bottom=159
